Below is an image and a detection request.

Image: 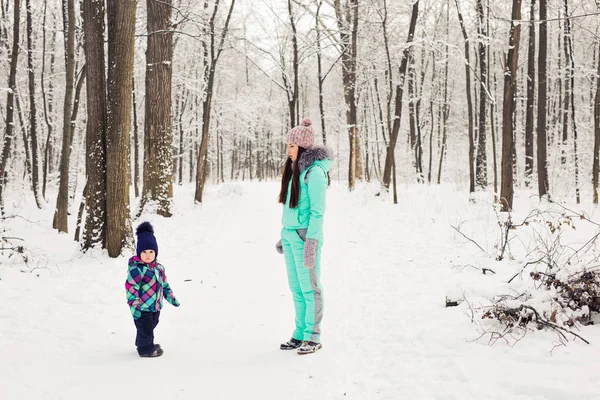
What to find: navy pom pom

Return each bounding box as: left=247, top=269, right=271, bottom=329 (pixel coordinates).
left=136, top=221, right=154, bottom=236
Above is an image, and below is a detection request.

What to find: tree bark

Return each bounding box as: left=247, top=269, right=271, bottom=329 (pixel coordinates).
left=563, top=0, right=579, bottom=203
left=437, top=0, right=450, bottom=185
left=41, top=11, right=56, bottom=200
left=524, top=0, right=536, bottom=186
left=593, top=28, right=600, bottom=203
left=333, top=0, right=360, bottom=190
left=132, top=76, right=140, bottom=198
left=500, top=0, right=522, bottom=211
left=476, top=0, right=488, bottom=188
left=141, top=0, right=174, bottom=217
left=536, top=0, right=549, bottom=198
left=82, top=0, right=107, bottom=250
left=105, top=0, right=136, bottom=257
left=194, top=0, right=236, bottom=203
left=53, top=0, right=76, bottom=232
left=316, top=0, right=327, bottom=145
left=382, top=0, right=419, bottom=189
left=0, top=0, right=19, bottom=213
left=287, top=0, right=299, bottom=128
left=26, top=0, right=44, bottom=208
left=455, top=0, right=475, bottom=194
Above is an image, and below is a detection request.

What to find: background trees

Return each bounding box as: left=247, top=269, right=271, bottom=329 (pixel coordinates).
left=0, top=0, right=598, bottom=254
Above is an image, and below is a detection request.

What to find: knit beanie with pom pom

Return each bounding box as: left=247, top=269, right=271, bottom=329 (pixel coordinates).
left=136, top=221, right=158, bottom=259
left=286, top=118, right=315, bottom=149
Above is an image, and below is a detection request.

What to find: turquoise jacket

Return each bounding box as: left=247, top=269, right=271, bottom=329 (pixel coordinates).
left=282, top=146, right=333, bottom=241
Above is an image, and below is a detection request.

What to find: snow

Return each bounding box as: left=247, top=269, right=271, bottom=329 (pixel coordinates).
left=1, top=182, right=600, bottom=399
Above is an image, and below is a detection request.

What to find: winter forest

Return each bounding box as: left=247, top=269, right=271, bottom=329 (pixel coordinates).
left=0, top=0, right=597, bottom=256
left=1, top=0, right=600, bottom=397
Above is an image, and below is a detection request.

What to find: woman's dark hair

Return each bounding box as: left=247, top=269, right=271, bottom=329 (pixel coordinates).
left=278, top=146, right=306, bottom=208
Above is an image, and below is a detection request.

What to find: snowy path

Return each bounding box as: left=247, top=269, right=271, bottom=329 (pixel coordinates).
left=1, top=183, right=599, bottom=399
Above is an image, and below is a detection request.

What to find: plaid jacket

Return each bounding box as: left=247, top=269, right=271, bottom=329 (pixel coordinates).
left=125, top=256, right=180, bottom=320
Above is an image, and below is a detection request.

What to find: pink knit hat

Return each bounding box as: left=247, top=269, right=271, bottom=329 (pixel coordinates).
left=287, top=118, right=314, bottom=149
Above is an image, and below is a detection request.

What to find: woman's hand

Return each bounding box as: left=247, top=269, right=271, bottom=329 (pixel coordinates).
left=303, top=239, right=318, bottom=268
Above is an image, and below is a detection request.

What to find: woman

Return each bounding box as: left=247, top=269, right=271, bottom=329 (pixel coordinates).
left=275, top=118, right=333, bottom=355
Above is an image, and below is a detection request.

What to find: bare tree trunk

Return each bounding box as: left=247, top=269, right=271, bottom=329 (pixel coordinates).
left=382, top=0, right=393, bottom=141
left=194, top=0, right=236, bottom=203
left=427, top=49, right=436, bottom=184
left=500, top=0, right=522, bottom=211
left=0, top=0, right=8, bottom=47
left=408, top=54, right=417, bottom=151
left=53, top=0, right=75, bottom=232
left=82, top=0, right=107, bottom=250
left=561, top=12, right=569, bottom=165
left=132, top=76, right=140, bottom=197
left=217, top=118, right=225, bottom=183
left=382, top=0, right=419, bottom=189
left=333, top=0, right=359, bottom=190
left=563, top=0, right=579, bottom=203
left=455, top=0, right=475, bottom=194
left=437, top=0, right=450, bottom=185
left=105, top=0, right=136, bottom=257
left=491, top=50, right=499, bottom=196
left=593, top=20, right=600, bottom=203
left=25, top=0, right=43, bottom=208
left=177, top=89, right=186, bottom=185
left=476, top=0, right=488, bottom=188
left=141, top=0, right=174, bottom=217
left=288, top=0, right=299, bottom=128
left=41, top=9, right=56, bottom=200
left=0, top=0, right=19, bottom=213
left=524, top=0, right=536, bottom=186
left=316, top=0, right=327, bottom=145
left=15, top=94, right=33, bottom=180
left=537, top=0, right=549, bottom=198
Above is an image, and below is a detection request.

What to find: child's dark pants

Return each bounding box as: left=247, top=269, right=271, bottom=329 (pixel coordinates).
left=134, top=311, right=160, bottom=355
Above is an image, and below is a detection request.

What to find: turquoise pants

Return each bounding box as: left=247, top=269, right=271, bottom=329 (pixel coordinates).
left=281, top=228, right=324, bottom=343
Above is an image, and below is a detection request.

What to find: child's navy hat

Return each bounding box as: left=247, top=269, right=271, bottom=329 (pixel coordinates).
left=136, top=222, right=158, bottom=259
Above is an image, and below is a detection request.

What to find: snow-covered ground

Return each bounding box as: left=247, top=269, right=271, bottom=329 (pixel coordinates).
left=1, top=182, right=599, bottom=399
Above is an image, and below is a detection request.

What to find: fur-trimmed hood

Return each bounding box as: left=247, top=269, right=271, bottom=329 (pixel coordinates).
left=298, top=146, right=334, bottom=173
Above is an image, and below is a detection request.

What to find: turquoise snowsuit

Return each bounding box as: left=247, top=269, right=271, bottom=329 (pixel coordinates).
left=280, top=146, right=332, bottom=343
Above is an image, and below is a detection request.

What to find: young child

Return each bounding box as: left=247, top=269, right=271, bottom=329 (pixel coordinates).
left=126, top=222, right=180, bottom=357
